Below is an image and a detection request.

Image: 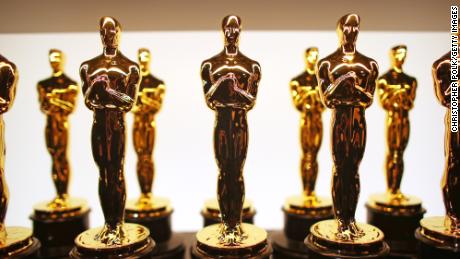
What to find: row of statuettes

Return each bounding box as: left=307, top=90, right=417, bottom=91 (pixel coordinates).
left=0, top=13, right=457, bottom=259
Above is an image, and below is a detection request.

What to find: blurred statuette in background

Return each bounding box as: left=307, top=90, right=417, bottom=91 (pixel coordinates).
left=272, top=47, right=333, bottom=259
left=0, top=54, right=40, bottom=258
left=31, top=49, right=90, bottom=258
left=365, top=45, right=425, bottom=258
left=415, top=51, right=460, bottom=259
left=125, top=48, right=185, bottom=258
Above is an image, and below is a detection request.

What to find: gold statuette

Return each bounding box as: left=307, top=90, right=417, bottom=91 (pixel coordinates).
left=0, top=54, right=40, bottom=257
left=415, top=51, right=460, bottom=256
left=284, top=47, right=332, bottom=218
left=271, top=48, right=333, bottom=256
left=192, top=15, right=271, bottom=259
left=126, top=48, right=171, bottom=219
left=305, top=14, right=389, bottom=258
left=366, top=45, right=425, bottom=255
left=31, top=49, right=90, bottom=257
left=70, top=17, right=154, bottom=258
left=125, top=49, right=184, bottom=257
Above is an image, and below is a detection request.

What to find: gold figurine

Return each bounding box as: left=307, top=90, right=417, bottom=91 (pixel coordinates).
left=131, top=48, right=166, bottom=206
left=0, top=54, right=40, bottom=257
left=284, top=47, right=332, bottom=214
left=31, top=49, right=90, bottom=257
left=271, top=48, right=333, bottom=256
left=305, top=14, right=389, bottom=258
left=416, top=51, right=460, bottom=256
left=70, top=17, right=154, bottom=258
left=192, top=15, right=271, bottom=258
left=124, top=49, right=185, bottom=257
left=366, top=45, right=425, bottom=255
left=126, top=48, right=170, bottom=214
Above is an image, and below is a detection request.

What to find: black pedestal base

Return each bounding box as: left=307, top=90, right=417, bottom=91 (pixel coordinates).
left=190, top=242, right=272, bottom=259
left=151, top=235, right=186, bottom=259
left=126, top=211, right=172, bottom=243
left=70, top=237, right=156, bottom=259
left=415, top=227, right=460, bottom=259
left=366, top=205, right=424, bottom=258
left=284, top=210, right=334, bottom=242
left=307, top=249, right=388, bottom=259
left=271, top=231, right=309, bottom=259
left=31, top=210, right=90, bottom=258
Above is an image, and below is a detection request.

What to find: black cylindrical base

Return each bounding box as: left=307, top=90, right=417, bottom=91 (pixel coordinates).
left=126, top=211, right=172, bottom=243
left=31, top=210, right=90, bottom=258
left=415, top=228, right=460, bottom=259
left=191, top=243, right=272, bottom=259
left=307, top=249, right=388, bottom=259
left=69, top=237, right=155, bottom=259
left=151, top=235, right=185, bottom=259
left=284, top=211, right=333, bottom=242
left=366, top=205, right=424, bottom=257
left=271, top=231, right=310, bottom=259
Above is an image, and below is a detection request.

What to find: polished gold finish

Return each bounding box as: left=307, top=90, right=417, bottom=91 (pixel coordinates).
left=378, top=45, right=417, bottom=198
left=433, top=51, right=460, bottom=234
left=201, top=198, right=255, bottom=221
left=126, top=48, right=170, bottom=219
left=199, top=15, right=262, bottom=247
left=419, top=217, right=460, bottom=246
left=75, top=223, right=150, bottom=249
left=132, top=48, right=165, bottom=205
left=35, top=49, right=89, bottom=220
left=290, top=47, right=325, bottom=199
left=284, top=196, right=332, bottom=217
left=78, top=16, right=145, bottom=247
left=316, top=14, right=379, bottom=241
left=286, top=47, right=333, bottom=220
left=125, top=197, right=171, bottom=219
left=366, top=45, right=423, bottom=218
left=0, top=55, right=39, bottom=255
left=0, top=54, right=17, bottom=245
left=196, top=223, right=267, bottom=250
left=418, top=52, right=460, bottom=245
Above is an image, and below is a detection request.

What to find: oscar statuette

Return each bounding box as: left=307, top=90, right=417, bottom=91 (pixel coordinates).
left=192, top=15, right=272, bottom=258
left=304, top=14, right=389, bottom=259
left=365, top=45, right=425, bottom=258
left=125, top=48, right=185, bottom=258
left=415, top=51, right=460, bottom=259
left=272, top=47, right=333, bottom=259
left=31, top=49, right=90, bottom=258
left=69, top=17, right=155, bottom=258
left=0, top=54, right=41, bottom=258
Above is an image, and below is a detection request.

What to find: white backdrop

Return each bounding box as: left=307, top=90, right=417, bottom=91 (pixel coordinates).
left=0, top=30, right=450, bottom=232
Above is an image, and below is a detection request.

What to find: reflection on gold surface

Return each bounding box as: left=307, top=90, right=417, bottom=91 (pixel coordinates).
left=290, top=47, right=325, bottom=199
left=132, top=48, right=166, bottom=210
left=316, top=14, right=379, bottom=241
left=196, top=223, right=267, bottom=249
left=75, top=223, right=150, bottom=249
left=79, top=17, right=141, bottom=246
left=377, top=45, right=417, bottom=200
left=37, top=49, right=79, bottom=210
left=0, top=54, right=17, bottom=245
left=202, top=198, right=255, bottom=220
left=200, top=15, right=262, bottom=246
left=432, top=52, right=460, bottom=234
